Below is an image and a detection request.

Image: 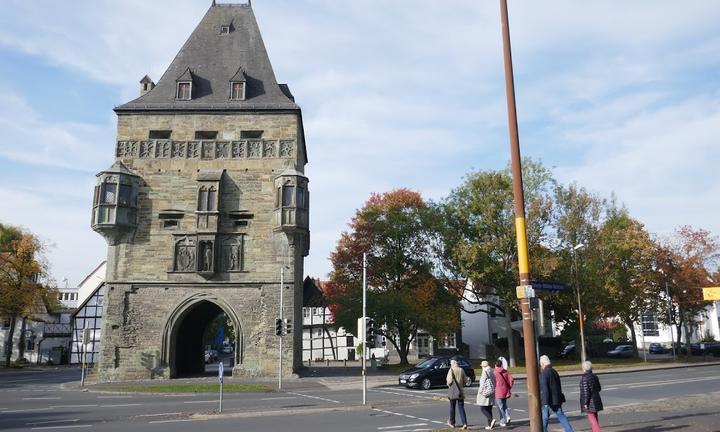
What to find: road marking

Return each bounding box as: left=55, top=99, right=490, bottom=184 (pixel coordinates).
left=372, top=408, right=444, bottom=425
left=370, top=389, right=436, bottom=401
left=100, top=403, right=141, bottom=408
left=30, top=426, right=92, bottom=430
left=287, top=391, right=340, bottom=404
left=378, top=424, right=428, bottom=430
left=1, top=378, right=42, bottom=383
left=149, top=419, right=205, bottom=424
left=136, top=412, right=182, bottom=418
left=97, top=395, right=133, bottom=399
left=260, top=396, right=298, bottom=400
left=182, top=400, right=219, bottom=404
left=1, top=407, right=53, bottom=413
left=27, top=419, right=80, bottom=426
left=50, top=405, right=98, bottom=408
left=23, top=397, right=61, bottom=400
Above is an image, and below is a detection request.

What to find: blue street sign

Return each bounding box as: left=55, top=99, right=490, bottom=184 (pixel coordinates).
left=218, top=361, right=224, bottom=383
left=531, top=281, right=566, bottom=292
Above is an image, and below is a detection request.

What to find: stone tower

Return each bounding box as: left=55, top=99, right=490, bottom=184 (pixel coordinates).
left=91, top=3, right=308, bottom=381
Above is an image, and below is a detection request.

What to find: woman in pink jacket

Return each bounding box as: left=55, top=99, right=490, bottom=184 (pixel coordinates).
left=494, top=358, right=514, bottom=426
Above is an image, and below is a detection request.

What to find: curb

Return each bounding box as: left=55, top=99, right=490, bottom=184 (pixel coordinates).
left=191, top=403, right=371, bottom=420
left=512, top=360, right=720, bottom=380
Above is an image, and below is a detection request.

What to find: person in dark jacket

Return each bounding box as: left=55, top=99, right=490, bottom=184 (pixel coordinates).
left=539, top=355, right=574, bottom=432
left=579, top=361, right=603, bottom=432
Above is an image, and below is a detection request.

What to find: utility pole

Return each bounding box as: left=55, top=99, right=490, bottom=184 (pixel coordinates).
left=362, top=252, right=367, bottom=405
left=499, top=1, right=541, bottom=430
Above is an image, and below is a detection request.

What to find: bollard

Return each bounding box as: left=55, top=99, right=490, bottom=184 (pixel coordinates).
left=344, top=359, right=347, bottom=367
left=326, top=359, right=330, bottom=366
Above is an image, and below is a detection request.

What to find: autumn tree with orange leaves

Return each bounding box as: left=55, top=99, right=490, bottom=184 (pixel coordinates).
left=326, top=189, right=459, bottom=365
left=0, top=224, right=57, bottom=366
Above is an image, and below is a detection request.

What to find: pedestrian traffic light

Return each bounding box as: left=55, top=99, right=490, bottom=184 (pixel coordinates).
left=284, top=318, right=292, bottom=336
left=275, top=318, right=283, bottom=336
left=365, top=318, right=375, bottom=348
left=529, top=297, right=540, bottom=310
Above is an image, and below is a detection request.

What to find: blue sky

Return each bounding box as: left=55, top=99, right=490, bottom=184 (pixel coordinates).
left=1, top=0, right=719, bottom=286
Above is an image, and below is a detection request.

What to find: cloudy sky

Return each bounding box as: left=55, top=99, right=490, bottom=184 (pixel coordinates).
left=0, top=0, right=718, bottom=286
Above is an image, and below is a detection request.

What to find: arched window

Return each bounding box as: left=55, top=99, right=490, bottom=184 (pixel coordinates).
left=208, top=187, right=217, bottom=211
left=198, top=187, right=208, bottom=211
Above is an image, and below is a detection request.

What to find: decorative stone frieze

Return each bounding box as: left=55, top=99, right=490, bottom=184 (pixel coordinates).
left=116, top=139, right=294, bottom=160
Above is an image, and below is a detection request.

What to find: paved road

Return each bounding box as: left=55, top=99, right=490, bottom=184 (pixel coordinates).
left=0, top=365, right=718, bottom=431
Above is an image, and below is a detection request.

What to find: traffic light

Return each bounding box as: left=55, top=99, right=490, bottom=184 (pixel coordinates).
left=365, top=318, right=375, bottom=348
left=529, top=297, right=540, bottom=310
left=284, top=318, right=292, bottom=336
left=275, top=318, right=283, bottom=336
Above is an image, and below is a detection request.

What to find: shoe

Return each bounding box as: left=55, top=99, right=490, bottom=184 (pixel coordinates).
left=461, top=426, right=468, bottom=430
left=487, top=419, right=496, bottom=429
left=447, top=421, right=455, bottom=429
left=505, top=417, right=511, bottom=425
left=499, top=422, right=506, bottom=427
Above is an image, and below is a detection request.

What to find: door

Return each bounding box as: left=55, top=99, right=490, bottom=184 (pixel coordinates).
left=417, top=334, right=430, bottom=357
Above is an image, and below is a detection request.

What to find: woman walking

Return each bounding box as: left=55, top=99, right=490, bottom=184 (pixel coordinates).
left=446, top=358, right=468, bottom=429
left=579, top=361, right=603, bottom=432
left=476, top=360, right=497, bottom=430
left=494, top=358, right=514, bottom=426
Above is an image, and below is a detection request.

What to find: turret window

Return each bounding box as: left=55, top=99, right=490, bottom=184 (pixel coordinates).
left=118, top=184, right=133, bottom=206
left=230, top=82, right=245, bottom=100
left=102, top=184, right=117, bottom=204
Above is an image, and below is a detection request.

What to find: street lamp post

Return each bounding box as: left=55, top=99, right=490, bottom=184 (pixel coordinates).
left=571, top=243, right=587, bottom=364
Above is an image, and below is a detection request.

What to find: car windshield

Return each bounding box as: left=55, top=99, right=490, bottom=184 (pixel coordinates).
left=415, top=358, right=437, bottom=369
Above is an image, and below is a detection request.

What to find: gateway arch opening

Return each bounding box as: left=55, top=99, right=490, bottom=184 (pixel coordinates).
left=171, top=300, right=236, bottom=377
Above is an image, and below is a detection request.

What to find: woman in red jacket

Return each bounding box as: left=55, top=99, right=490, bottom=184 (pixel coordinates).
left=494, top=358, right=514, bottom=426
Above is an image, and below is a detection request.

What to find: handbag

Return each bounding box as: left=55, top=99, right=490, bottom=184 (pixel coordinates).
left=448, top=371, right=462, bottom=400
left=480, top=371, right=495, bottom=397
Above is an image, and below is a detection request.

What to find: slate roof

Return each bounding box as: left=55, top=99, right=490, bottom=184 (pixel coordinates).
left=115, top=3, right=298, bottom=112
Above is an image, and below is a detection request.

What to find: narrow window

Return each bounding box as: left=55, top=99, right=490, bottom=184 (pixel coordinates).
left=102, top=183, right=117, bottom=204
left=240, top=130, right=263, bottom=139
left=207, top=187, right=217, bottom=211
left=282, top=185, right=293, bottom=207
left=162, top=220, right=178, bottom=229
left=195, top=131, right=218, bottom=140
left=93, top=185, right=100, bottom=205
left=149, top=130, right=172, bottom=139
left=296, top=187, right=305, bottom=209
left=118, top=184, right=132, bottom=206
left=198, top=187, right=208, bottom=211
left=230, top=82, right=244, bottom=100
left=176, top=82, right=191, bottom=100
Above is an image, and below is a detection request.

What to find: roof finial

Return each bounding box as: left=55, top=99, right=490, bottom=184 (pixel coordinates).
left=248, top=0, right=252, bottom=7
left=212, top=0, right=216, bottom=6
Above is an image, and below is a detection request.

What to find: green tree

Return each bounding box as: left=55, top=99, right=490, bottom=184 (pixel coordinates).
left=595, top=211, right=658, bottom=357
left=430, top=159, right=556, bottom=366
left=326, top=189, right=460, bottom=366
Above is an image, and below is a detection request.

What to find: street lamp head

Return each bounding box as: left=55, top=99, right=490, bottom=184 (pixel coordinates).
left=573, top=243, right=585, bottom=251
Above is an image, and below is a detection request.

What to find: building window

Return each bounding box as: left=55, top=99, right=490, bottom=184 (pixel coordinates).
left=230, top=82, right=245, bottom=100
left=317, top=329, right=322, bottom=337
left=149, top=130, right=171, bottom=139
left=176, top=82, right=191, bottom=100
left=296, top=187, right=305, bottom=209
left=195, top=131, right=218, bottom=140
left=102, top=183, right=117, bottom=204
left=198, top=187, right=209, bottom=211
left=303, top=308, right=310, bottom=318
left=207, top=187, right=217, bottom=211
left=489, top=307, right=497, bottom=318
left=25, top=337, right=35, bottom=351
left=641, top=312, right=659, bottom=336
left=220, top=25, right=230, bottom=35
left=163, top=220, right=179, bottom=229
left=118, top=184, right=133, bottom=206
left=197, top=186, right=217, bottom=212
left=240, top=130, right=263, bottom=139
left=282, top=186, right=293, bottom=208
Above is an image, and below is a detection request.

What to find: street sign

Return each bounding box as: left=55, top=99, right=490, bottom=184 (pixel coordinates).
left=218, top=361, right=224, bottom=383
left=531, top=281, right=566, bottom=292
left=702, top=287, right=720, bottom=301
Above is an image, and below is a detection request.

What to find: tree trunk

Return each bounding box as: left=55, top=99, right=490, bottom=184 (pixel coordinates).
left=684, top=322, right=692, bottom=357
left=504, top=312, right=516, bottom=367
left=18, top=317, right=27, bottom=361
left=627, top=319, right=639, bottom=358
left=4, top=316, right=17, bottom=367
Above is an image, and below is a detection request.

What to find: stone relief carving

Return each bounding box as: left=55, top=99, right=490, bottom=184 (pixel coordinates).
left=116, top=140, right=295, bottom=160
left=200, top=241, right=213, bottom=272
left=279, top=141, right=293, bottom=157
left=174, top=236, right=196, bottom=271
left=263, top=141, right=276, bottom=157
left=248, top=141, right=261, bottom=158
left=221, top=236, right=244, bottom=272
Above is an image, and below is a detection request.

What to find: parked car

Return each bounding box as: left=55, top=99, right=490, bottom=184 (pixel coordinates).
left=648, top=343, right=668, bottom=354
left=204, top=349, right=219, bottom=363
left=558, top=343, right=576, bottom=359
left=607, top=344, right=634, bottom=358
left=398, top=356, right=475, bottom=390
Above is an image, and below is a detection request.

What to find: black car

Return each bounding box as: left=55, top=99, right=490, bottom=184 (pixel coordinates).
left=558, top=344, right=576, bottom=359
left=648, top=343, right=667, bottom=354
left=398, top=356, right=475, bottom=390
left=607, top=344, right=634, bottom=358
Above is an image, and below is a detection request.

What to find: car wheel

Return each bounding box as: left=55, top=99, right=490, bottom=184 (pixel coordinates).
left=421, top=378, right=432, bottom=390
left=464, top=376, right=472, bottom=387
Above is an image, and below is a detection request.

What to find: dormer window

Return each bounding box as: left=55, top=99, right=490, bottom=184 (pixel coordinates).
left=220, top=25, right=231, bottom=35
left=176, top=82, right=191, bottom=100
left=230, top=82, right=245, bottom=100
left=175, top=67, right=195, bottom=100
left=229, top=66, right=247, bottom=101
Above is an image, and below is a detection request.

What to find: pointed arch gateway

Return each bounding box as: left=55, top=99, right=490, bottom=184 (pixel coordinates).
left=162, top=293, right=243, bottom=378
